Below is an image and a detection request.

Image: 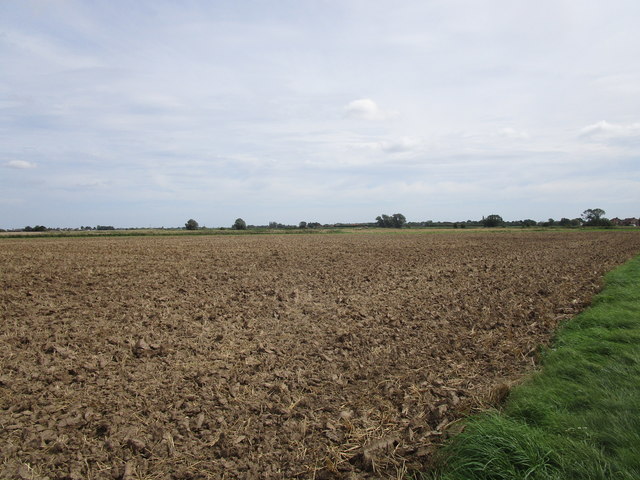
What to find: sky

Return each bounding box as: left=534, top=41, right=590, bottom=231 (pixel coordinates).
left=1, top=0, right=639, bottom=229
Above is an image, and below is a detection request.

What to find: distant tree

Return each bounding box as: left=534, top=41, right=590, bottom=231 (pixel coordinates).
left=185, top=219, right=199, bottom=230
left=540, top=218, right=556, bottom=227
left=268, top=221, right=278, bottom=229
left=299, top=221, right=307, bottom=229
left=33, top=225, right=47, bottom=232
left=232, top=218, right=247, bottom=230
left=376, top=213, right=407, bottom=228
left=559, top=217, right=572, bottom=227
left=581, top=208, right=607, bottom=226
left=376, top=214, right=389, bottom=227
left=482, top=214, right=504, bottom=228
left=521, top=219, right=537, bottom=227
left=307, top=222, right=321, bottom=229
left=23, top=226, right=33, bottom=232
left=392, top=213, right=406, bottom=228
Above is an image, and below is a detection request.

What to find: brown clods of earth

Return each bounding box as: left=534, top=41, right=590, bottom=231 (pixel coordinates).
left=1, top=231, right=639, bottom=479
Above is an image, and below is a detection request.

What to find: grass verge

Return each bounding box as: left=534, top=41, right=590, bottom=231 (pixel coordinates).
left=423, top=254, right=640, bottom=480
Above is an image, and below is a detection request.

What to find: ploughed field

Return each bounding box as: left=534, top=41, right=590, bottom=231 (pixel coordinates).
left=2, top=231, right=640, bottom=479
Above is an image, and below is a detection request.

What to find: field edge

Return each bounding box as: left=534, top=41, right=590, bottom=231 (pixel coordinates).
left=420, top=253, right=640, bottom=480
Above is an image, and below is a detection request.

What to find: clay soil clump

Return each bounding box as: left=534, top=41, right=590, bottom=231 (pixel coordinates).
left=1, top=231, right=639, bottom=479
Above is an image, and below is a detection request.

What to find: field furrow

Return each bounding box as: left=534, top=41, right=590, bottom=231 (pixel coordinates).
left=1, top=231, right=639, bottom=479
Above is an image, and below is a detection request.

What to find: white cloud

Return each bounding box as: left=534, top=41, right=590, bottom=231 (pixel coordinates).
left=378, top=136, right=422, bottom=153
left=344, top=98, right=394, bottom=120
left=4, top=160, right=36, bottom=169
left=579, top=121, right=640, bottom=140
left=498, top=127, right=530, bottom=140
left=338, top=138, right=426, bottom=169
left=2, top=29, right=101, bottom=71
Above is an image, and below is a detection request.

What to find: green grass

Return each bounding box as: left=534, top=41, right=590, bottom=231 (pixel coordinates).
left=423, top=254, right=640, bottom=480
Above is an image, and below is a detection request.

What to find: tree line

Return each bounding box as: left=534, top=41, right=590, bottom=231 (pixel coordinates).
left=182, top=208, right=614, bottom=231
left=5, top=208, right=616, bottom=233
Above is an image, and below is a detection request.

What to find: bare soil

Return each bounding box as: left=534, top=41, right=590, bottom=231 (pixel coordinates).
left=1, top=231, right=639, bottom=479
